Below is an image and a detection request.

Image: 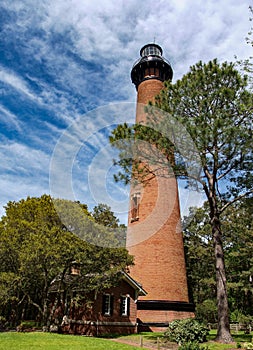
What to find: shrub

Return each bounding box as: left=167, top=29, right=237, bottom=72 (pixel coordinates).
left=178, top=341, right=209, bottom=350
left=230, top=310, right=253, bottom=324
left=20, top=321, right=38, bottom=328
left=164, top=318, right=209, bottom=345
left=16, top=320, right=40, bottom=332
left=195, top=299, right=217, bottom=324
left=0, top=316, right=6, bottom=330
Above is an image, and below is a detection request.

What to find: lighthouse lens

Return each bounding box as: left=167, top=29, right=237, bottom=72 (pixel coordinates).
left=142, top=45, right=161, bottom=57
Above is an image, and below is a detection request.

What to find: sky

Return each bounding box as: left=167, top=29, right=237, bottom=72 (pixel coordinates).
left=0, top=0, right=252, bottom=224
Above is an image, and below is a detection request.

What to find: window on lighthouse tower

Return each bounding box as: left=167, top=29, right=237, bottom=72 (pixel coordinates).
left=130, top=193, right=140, bottom=222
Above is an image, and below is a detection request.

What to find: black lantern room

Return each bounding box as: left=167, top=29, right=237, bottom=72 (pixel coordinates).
left=131, top=43, right=173, bottom=90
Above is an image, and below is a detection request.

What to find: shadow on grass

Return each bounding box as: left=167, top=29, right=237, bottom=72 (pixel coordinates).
left=108, top=330, right=253, bottom=350
left=207, top=331, right=252, bottom=343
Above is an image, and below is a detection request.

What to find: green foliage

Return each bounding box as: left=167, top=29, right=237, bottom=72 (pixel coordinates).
left=184, top=198, right=253, bottom=325
left=230, top=311, right=253, bottom=324
left=18, top=320, right=39, bottom=330
left=195, top=300, right=217, bottom=324
left=0, top=316, right=6, bottom=330
left=52, top=198, right=126, bottom=247
left=178, top=341, right=210, bottom=350
left=236, top=6, right=253, bottom=88
left=112, top=60, right=253, bottom=201
left=0, top=195, right=133, bottom=326
left=92, top=203, right=120, bottom=228
left=164, top=319, right=209, bottom=345
left=183, top=203, right=216, bottom=307
left=156, top=60, right=252, bottom=200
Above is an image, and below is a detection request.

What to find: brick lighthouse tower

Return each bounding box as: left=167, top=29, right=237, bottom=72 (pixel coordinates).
left=127, top=43, right=194, bottom=331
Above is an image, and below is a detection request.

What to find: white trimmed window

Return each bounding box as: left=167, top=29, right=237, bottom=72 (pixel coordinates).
left=120, top=296, right=130, bottom=316
left=102, top=294, right=113, bottom=316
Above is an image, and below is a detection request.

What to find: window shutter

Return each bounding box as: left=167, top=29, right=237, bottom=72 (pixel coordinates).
left=110, top=295, right=114, bottom=316
left=102, top=294, right=106, bottom=315
left=120, top=296, right=124, bottom=315
left=127, top=297, right=130, bottom=316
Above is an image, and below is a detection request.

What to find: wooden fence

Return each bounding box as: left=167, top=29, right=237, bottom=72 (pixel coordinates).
left=208, top=323, right=252, bottom=333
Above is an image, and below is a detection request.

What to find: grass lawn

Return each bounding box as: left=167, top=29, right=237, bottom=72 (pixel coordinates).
left=0, top=332, right=148, bottom=350
left=0, top=330, right=252, bottom=350
left=205, top=331, right=253, bottom=350
left=116, top=330, right=253, bottom=350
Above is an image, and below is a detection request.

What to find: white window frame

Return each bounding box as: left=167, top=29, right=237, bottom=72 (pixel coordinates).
left=121, top=295, right=130, bottom=316
left=103, top=294, right=112, bottom=316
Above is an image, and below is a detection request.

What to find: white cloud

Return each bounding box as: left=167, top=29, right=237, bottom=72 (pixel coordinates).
left=0, top=141, right=51, bottom=216
left=0, top=105, right=22, bottom=131
left=0, top=174, right=49, bottom=217
left=0, top=66, right=39, bottom=101
left=0, top=0, right=252, bottom=219
left=0, top=143, right=49, bottom=181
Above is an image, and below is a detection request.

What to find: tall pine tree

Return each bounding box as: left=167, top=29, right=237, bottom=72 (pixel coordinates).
left=110, top=59, right=253, bottom=342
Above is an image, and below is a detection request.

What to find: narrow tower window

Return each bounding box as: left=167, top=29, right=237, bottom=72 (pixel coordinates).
left=130, top=193, right=140, bottom=222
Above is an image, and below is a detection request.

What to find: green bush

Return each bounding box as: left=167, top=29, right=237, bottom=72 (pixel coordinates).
left=195, top=299, right=217, bottom=324
left=164, top=318, right=209, bottom=345
left=20, top=320, right=38, bottom=328
left=17, top=320, right=40, bottom=331
left=178, top=341, right=209, bottom=350
left=230, top=310, right=252, bottom=324
left=0, top=316, right=6, bottom=330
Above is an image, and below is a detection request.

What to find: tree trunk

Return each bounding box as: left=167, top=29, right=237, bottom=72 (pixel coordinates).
left=42, top=297, right=50, bottom=329
left=212, top=215, right=233, bottom=343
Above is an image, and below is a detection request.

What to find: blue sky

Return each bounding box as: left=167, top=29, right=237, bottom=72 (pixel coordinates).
left=0, top=0, right=252, bottom=223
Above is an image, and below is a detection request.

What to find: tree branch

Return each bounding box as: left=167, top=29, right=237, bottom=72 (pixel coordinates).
left=220, top=189, right=253, bottom=214
left=26, top=294, right=43, bottom=315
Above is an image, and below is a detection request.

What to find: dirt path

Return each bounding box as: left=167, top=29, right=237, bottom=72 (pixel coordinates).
left=111, top=337, right=178, bottom=349
left=111, top=337, right=156, bottom=349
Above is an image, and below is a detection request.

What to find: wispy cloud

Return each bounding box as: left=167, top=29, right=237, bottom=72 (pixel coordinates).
left=0, top=66, right=40, bottom=101
left=0, top=142, right=50, bottom=175
left=0, top=141, right=50, bottom=216
left=0, top=104, right=22, bottom=131
left=0, top=0, right=251, bottom=219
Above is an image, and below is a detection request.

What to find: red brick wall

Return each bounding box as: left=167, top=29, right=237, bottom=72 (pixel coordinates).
left=93, top=280, right=137, bottom=325
left=135, top=79, right=164, bottom=124
left=58, top=280, right=139, bottom=336
left=127, top=174, right=189, bottom=301
left=137, top=309, right=195, bottom=324
left=137, top=79, right=164, bottom=106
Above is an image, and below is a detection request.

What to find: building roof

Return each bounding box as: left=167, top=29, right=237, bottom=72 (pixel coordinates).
left=121, top=271, right=147, bottom=296
left=49, top=270, right=147, bottom=296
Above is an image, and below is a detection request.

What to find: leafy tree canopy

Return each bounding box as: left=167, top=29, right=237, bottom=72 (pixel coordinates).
left=92, top=203, right=120, bottom=228
left=184, top=198, right=253, bottom=322
left=0, top=195, right=132, bottom=327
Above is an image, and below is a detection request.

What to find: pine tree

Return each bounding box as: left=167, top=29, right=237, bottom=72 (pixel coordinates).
left=110, top=59, right=253, bottom=342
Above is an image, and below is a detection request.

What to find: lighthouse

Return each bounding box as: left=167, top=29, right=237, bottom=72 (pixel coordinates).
left=127, top=43, right=194, bottom=331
